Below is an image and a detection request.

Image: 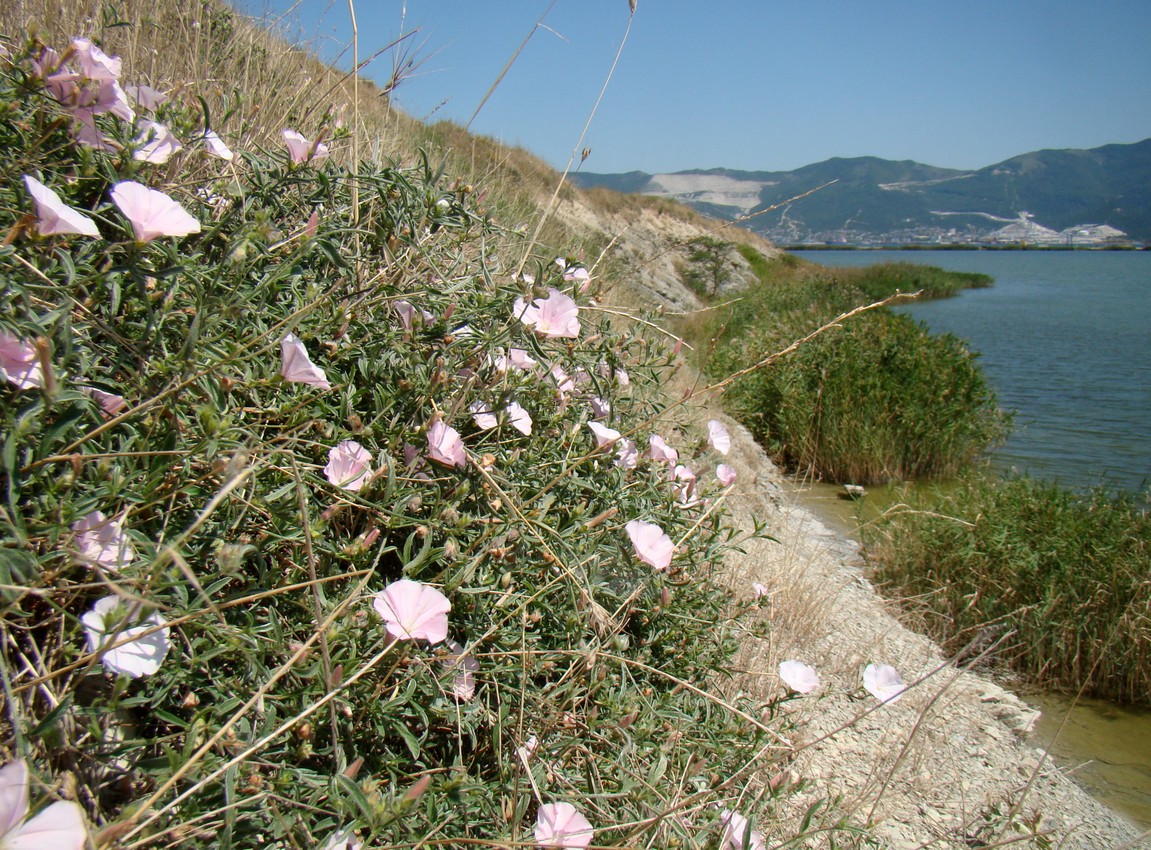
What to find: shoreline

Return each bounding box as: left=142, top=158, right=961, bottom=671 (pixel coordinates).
left=716, top=417, right=1149, bottom=847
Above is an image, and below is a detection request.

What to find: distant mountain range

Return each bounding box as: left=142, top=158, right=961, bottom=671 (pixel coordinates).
left=571, top=139, right=1151, bottom=245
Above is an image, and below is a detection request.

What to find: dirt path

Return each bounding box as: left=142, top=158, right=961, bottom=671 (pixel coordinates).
left=716, top=415, right=1148, bottom=849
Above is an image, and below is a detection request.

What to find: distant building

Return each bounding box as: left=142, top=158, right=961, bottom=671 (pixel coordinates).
left=985, top=213, right=1063, bottom=246
left=1060, top=224, right=1128, bottom=246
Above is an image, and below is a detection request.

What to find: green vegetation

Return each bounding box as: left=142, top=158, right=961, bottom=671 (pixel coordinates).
left=696, top=253, right=1005, bottom=484
left=0, top=13, right=887, bottom=850
left=865, top=476, right=1151, bottom=705
left=680, top=235, right=738, bottom=297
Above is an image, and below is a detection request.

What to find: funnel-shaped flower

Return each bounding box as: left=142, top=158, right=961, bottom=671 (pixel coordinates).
left=324, top=440, right=372, bottom=491
left=372, top=579, right=451, bottom=644
left=280, top=333, right=331, bottom=390
left=72, top=511, right=135, bottom=571
left=427, top=420, right=466, bottom=468
left=778, top=660, right=820, bottom=694
left=863, top=663, right=906, bottom=703
left=534, top=802, right=593, bottom=849
left=587, top=421, right=620, bottom=448
left=109, top=181, right=200, bottom=242
left=0, top=331, right=44, bottom=390
left=282, top=129, right=329, bottom=164
left=0, top=760, right=86, bottom=850
left=506, top=402, right=533, bottom=435
left=649, top=434, right=678, bottom=465
left=82, top=596, right=170, bottom=678
left=720, top=809, right=765, bottom=850
left=201, top=130, right=233, bottom=161
left=441, top=639, right=480, bottom=701
left=23, top=175, right=99, bottom=237
left=469, top=401, right=498, bottom=431
left=81, top=386, right=127, bottom=416
left=716, top=464, right=737, bottom=487
left=71, top=38, right=121, bottom=80
left=626, top=520, right=674, bottom=571
left=708, top=419, right=731, bottom=455
left=132, top=121, right=181, bottom=164
left=614, top=437, right=639, bottom=469
left=514, top=289, right=580, bottom=338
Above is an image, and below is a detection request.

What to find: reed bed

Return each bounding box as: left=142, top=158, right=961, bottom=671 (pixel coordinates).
left=865, top=476, right=1151, bottom=704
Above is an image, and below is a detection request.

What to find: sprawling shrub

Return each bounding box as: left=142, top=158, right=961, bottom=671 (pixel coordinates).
left=0, top=37, right=780, bottom=848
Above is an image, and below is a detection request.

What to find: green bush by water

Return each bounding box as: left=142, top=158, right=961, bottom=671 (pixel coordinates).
left=865, top=476, right=1151, bottom=704
left=699, top=251, right=1005, bottom=484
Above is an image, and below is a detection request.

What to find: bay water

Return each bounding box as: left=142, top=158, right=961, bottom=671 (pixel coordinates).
left=801, top=249, right=1151, bottom=495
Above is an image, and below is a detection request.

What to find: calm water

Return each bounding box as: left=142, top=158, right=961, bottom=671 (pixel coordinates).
left=802, top=249, right=1151, bottom=494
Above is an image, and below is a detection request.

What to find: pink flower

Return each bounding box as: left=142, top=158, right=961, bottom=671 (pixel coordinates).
left=22, top=175, right=99, bottom=237
left=0, top=331, right=44, bottom=390
left=716, top=464, right=737, bottom=487
left=133, top=121, right=181, bottom=164
left=587, top=421, right=621, bottom=448
left=615, top=437, right=639, bottom=469
left=394, top=300, right=434, bottom=332
left=506, top=401, right=533, bottom=435
left=71, top=39, right=121, bottom=80
left=201, top=130, right=234, bottom=161
left=778, top=660, right=820, bottom=694
left=719, top=809, right=765, bottom=850
left=550, top=365, right=576, bottom=397
left=649, top=434, right=678, bottom=465
left=470, top=401, right=498, bottom=430
left=751, top=582, right=769, bottom=598
left=0, top=759, right=86, bottom=850
left=81, top=386, right=127, bottom=416
left=626, top=520, right=674, bottom=571
left=324, top=440, right=372, bottom=491
left=492, top=347, right=537, bottom=373
left=708, top=419, right=731, bottom=455
left=124, top=84, right=168, bottom=111
left=673, top=465, right=700, bottom=507
left=303, top=209, right=319, bottom=238
left=109, top=181, right=200, bottom=242
left=441, top=639, right=480, bottom=701
left=534, top=802, right=593, bottom=849
left=322, top=828, right=362, bottom=850
left=72, top=511, right=135, bottom=571
left=863, top=663, right=906, bottom=703
left=280, top=333, right=331, bottom=390
left=372, top=579, right=451, bottom=643
left=427, top=420, right=466, bottom=468
left=282, top=129, right=329, bottom=164
left=514, top=289, right=580, bottom=338
left=588, top=396, right=610, bottom=420
left=69, top=109, right=116, bottom=151
left=614, top=368, right=630, bottom=387
left=82, top=596, right=171, bottom=678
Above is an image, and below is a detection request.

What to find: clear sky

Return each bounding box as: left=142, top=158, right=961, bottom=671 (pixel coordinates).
left=234, top=0, right=1151, bottom=175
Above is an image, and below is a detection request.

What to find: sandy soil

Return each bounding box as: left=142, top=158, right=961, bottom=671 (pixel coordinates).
left=717, top=414, right=1149, bottom=849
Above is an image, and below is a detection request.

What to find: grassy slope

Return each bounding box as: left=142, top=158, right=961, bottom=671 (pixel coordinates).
left=0, top=3, right=871, bottom=849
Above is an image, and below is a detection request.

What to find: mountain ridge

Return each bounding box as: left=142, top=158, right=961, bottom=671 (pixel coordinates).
left=572, top=139, right=1151, bottom=244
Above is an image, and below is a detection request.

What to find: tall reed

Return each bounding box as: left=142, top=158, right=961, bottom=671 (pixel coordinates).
left=866, top=476, right=1151, bottom=704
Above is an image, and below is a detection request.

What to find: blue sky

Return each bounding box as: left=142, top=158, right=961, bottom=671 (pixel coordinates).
left=235, top=0, right=1151, bottom=174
